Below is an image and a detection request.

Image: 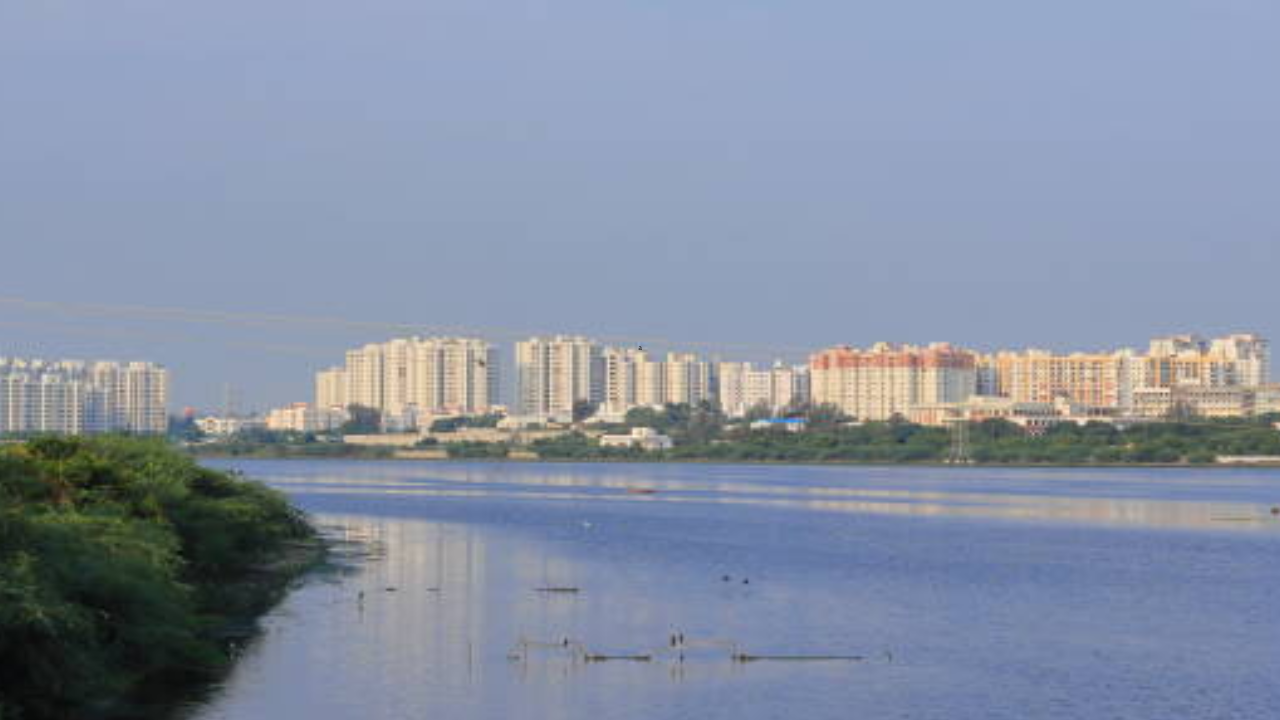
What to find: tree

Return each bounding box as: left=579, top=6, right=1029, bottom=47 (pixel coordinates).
left=572, top=400, right=599, bottom=423
left=341, top=404, right=382, bottom=434
left=744, top=402, right=775, bottom=422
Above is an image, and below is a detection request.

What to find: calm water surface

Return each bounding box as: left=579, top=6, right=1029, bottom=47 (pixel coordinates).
left=185, top=461, right=1280, bottom=720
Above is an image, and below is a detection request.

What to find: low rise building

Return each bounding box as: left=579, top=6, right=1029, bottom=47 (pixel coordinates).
left=265, top=403, right=349, bottom=433
left=1131, top=386, right=1255, bottom=419
left=195, top=415, right=266, bottom=437
left=599, top=427, right=673, bottom=452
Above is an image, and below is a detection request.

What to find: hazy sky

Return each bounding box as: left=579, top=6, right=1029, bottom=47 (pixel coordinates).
left=2, top=0, right=1277, bottom=410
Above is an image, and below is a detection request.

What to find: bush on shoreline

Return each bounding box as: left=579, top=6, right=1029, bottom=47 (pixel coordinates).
left=0, top=436, right=313, bottom=720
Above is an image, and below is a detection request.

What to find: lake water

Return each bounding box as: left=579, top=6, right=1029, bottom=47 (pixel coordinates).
left=184, top=461, right=1280, bottom=720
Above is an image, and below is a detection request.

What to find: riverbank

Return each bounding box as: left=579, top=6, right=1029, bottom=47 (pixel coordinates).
left=187, top=417, right=1280, bottom=469
left=0, top=437, right=320, bottom=720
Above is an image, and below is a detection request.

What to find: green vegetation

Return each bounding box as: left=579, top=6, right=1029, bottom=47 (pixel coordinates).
left=428, top=414, right=503, bottom=432
left=0, top=436, right=315, bottom=719
left=531, top=433, right=650, bottom=460
left=444, top=441, right=510, bottom=459
left=339, top=404, right=382, bottom=435
left=531, top=403, right=1280, bottom=465
left=193, top=429, right=394, bottom=459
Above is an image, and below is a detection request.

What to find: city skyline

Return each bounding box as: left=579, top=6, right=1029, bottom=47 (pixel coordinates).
left=3, top=317, right=1274, bottom=415
left=289, top=330, right=1273, bottom=426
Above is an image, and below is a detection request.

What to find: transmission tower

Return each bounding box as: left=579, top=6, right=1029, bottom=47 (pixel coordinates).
left=946, top=417, right=972, bottom=465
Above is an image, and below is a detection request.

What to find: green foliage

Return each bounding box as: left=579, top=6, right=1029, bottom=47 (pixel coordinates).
left=0, top=436, right=313, bottom=719
left=572, top=400, right=599, bottom=423
left=531, top=433, right=651, bottom=460
left=444, top=441, right=510, bottom=459
left=193, top=436, right=393, bottom=460
left=428, top=414, right=503, bottom=432
left=340, top=404, right=382, bottom=434
left=524, top=413, right=1280, bottom=465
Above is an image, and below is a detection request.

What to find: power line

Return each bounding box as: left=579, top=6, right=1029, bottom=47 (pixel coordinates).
left=0, top=295, right=818, bottom=362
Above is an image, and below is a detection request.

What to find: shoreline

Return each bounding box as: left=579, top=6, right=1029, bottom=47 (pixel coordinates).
left=191, top=450, right=1280, bottom=471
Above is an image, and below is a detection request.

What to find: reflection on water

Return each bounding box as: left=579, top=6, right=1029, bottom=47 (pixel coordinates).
left=254, top=461, right=1280, bottom=531
left=185, top=462, right=1280, bottom=720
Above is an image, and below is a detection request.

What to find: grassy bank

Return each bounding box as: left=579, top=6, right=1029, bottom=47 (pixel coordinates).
left=0, top=436, right=317, bottom=720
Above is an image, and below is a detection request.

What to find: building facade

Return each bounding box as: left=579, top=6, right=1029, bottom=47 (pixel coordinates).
left=515, top=336, right=604, bottom=419
left=973, top=334, right=1272, bottom=418
left=0, top=358, right=169, bottom=435
left=314, top=337, right=499, bottom=419
left=976, top=350, right=1135, bottom=410
left=718, top=361, right=809, bottom=417
left=809, top=343, right=977, bottom=421
left=266, top=403, right=349, bottom=433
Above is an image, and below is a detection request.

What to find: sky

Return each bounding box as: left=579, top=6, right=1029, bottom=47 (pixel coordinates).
left=1, top=0, right=1277, bottom=410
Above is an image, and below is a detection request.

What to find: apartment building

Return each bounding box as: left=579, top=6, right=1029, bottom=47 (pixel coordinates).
left=810, top=343, right=977, bottom=421
left=1142, top=334, right=1270, bottom=389
left=974, top=334, right=1271, bottom=418
left=599, top=347, right=721, bottom=417
left=515, top=336, right=603, bottom=419
left=314, top=337, right=499, bottom=418
left=977, top=350, right=1136, bottom=410
left=0, top=357, right=169, bottom=435
left=266, top=403, right=349, bottom=433
left=718, top=361, right=809, bottom=417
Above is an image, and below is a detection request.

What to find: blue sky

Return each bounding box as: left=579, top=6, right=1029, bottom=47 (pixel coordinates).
left=2, top=0, right=1277, bottom=409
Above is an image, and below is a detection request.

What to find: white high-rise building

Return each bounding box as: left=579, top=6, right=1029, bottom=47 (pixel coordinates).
left=516, top=336, right=604, bottom=419
left=0, top=357, right=169, bottom=435
left=1209, top=334, right=1270, bottom=386
left=599, top=348, right=720, bottom=416
left=315, top=367, right=347, bottom=410
left=315, top=337, right=498, bottom=419
left=718, top=361, right=810, bottom=417
left=664, top=353, right=715, bottom=407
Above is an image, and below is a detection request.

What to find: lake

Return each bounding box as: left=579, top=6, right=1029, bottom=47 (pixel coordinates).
left=183, top=460, right=1280, bottom=720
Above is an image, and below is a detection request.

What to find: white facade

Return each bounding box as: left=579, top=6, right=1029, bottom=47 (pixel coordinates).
left=600, top=348, right=718, bottom=416
left=599, top=427, right=674, bottom=452
left=718, top=361, right=809, bottom=417
left=265, top=403, right=349, bottom=433
left=0, top=357, right=169, bottom=435
left=516, top=336, right=604, bottom=419
left=195, top=415, right=266, bottom=437
left=315, top=337, right=499, bottom=419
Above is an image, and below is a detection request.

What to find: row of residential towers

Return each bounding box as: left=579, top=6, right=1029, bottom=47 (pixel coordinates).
left=0, top=358, right=169, bottom=435
left=314, top=333, right=1270, bottom=425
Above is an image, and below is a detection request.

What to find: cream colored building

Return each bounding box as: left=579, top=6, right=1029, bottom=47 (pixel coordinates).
left=977, top=350, right=1134, bottom=410
left=516, top=336, right=604, bottom=419
left=315, top=337, right=498, bottom=419
left=266, top=402, right=349, bottom=433
left=810, top=343, right=977, bottom=421
left=0, top=357, right=169, bottom=435
left=718, top=361, right=809, bottom=417
left=1131, top=386, right=1255, bottom=419
left=974, top=334, right=1272, bottom=419
left=1142, top=334, right=1270, bottom=389
left=600, top=348, right=718, bottom=416
left=599, top=427, right=673, bottom=451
